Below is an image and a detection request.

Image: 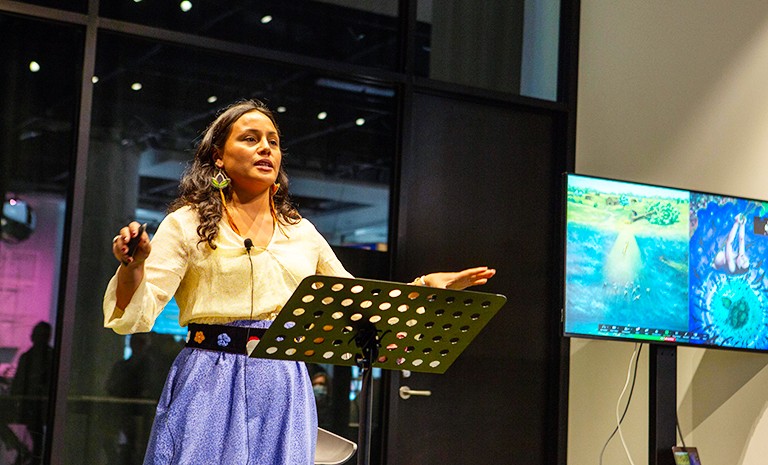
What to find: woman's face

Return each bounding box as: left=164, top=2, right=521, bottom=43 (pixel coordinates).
left=214, top=110, right=282, bottom=193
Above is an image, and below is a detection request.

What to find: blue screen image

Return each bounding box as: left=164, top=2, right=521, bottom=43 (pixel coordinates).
left=565, top=175, right=690, bottom=337
left=689, top=194, right=768, bottom=349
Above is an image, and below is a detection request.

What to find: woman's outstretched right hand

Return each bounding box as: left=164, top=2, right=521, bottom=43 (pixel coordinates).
left=112, top=221, right=151, bottom=267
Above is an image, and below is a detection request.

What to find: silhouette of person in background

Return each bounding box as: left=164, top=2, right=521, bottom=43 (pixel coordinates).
left=307, top=364, right=331, bottom=429
left=10, top=321, right=54, bottom=465
left=103, top=333, right=185, bottom=465
left=107, top=333, right=153, bottom=399
left=105, top=333, right=154, bottom=465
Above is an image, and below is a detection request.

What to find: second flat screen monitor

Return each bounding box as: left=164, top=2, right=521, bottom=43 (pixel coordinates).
left=564, top=173, right=768, bottom=352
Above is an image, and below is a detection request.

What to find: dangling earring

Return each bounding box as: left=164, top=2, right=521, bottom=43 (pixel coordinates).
left=270, top=183, right=288, bottom=237
left=212, top=168, right=240, bottom=235
left=211, top=169, right=230, bottom=190
left=269, top=183, right=280, bottom=223
left=211, top=169, right=231, bottom=210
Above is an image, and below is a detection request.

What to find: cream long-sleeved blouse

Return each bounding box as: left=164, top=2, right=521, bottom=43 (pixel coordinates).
left=103, top=206, right=352, bottom=334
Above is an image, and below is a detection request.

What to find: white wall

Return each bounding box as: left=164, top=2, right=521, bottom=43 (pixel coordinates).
left=574, top=1, right=768, bottom=464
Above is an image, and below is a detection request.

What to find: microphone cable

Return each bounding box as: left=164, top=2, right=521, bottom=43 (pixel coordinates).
left=599, top=342, right=643, bottom=465
left=243, top=238, right=256, bottom=355
left=242, top=237, right=255, bottom=461
left=676, top=414, right=687, bottom=448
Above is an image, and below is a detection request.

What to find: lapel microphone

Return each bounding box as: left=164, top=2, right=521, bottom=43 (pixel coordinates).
left=244, top=238, right=253, bottom=252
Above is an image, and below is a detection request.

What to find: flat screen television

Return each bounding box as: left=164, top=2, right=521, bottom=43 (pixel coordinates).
left=563, top=173, right=768, bottom=351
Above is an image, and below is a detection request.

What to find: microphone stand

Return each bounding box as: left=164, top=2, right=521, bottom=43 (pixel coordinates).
left=354, top=323, right=379, bottom=465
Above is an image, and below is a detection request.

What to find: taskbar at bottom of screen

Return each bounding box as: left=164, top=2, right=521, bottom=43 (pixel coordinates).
left=597, top=324, right=708, bottom=344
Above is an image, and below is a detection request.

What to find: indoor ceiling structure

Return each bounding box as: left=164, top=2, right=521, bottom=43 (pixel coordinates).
left=3, top=0, right=422, bottom=246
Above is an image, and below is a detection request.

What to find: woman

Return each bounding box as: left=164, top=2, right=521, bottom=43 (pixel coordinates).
left=104, top=99, right=495, bottom=464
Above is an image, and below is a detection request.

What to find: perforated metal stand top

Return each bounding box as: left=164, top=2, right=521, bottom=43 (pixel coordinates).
left=250, top=275, right=506, bottom=465
left=249, top=275, right=507, bottom=373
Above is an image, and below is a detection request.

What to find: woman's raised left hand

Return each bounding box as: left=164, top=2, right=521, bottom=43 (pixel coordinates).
left=423, top=267, right=496, bottom=290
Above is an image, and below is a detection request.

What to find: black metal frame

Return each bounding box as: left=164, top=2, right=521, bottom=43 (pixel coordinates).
left=0, top=1, right=579, bottom=464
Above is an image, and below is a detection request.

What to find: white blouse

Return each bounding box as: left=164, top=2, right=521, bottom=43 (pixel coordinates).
left=103, top=206, right=352, bottom=334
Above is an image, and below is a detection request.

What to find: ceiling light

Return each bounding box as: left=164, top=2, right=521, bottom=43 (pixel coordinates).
left=207, top=95, right=218, bottom=103
left=180, top=1, right=192, bottom=12
left=131, top=82, right=143, bottom=91
left=29, top=61, right=40, bottom=72
left=317, top=112, right=328, bottom=120
left=261, top=15, right=273, bottom=24
left=355, top=118, right=365, bottom=126
left=276, top=106, right=286, bottom=113
left=92, top=76, right=99, bottom=84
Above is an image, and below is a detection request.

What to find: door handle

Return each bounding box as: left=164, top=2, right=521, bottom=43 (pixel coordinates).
left=399, top=385, right=432, bottom=400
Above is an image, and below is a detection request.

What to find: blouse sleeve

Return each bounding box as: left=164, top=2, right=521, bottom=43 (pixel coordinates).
left=102, top=212, right=190, bottom=334
left=314, top=230, right=353, bottom=279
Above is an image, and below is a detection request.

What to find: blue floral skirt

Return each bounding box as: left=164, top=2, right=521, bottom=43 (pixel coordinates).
left=143, top=320, right=317, bottom=465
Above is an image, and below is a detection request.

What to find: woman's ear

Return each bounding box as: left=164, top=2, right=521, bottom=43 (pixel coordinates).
left=213, top=148, right=223, bottom=168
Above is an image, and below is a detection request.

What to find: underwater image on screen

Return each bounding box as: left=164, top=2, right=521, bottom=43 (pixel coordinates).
left=564, top=173, right=768, bottom=352
left=565, top=175, right=690, bottom=340
left=689, top=194, right=768, bottom=350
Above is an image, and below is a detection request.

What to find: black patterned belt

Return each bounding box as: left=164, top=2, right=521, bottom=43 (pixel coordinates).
left=186, top=323, right=266, bottom=355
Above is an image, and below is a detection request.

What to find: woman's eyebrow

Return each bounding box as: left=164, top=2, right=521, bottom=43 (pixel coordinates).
left=241, top=127, right=279, bottom=138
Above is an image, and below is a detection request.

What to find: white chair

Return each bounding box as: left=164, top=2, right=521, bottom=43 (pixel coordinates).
left=315, top=427, right=357, bottom=465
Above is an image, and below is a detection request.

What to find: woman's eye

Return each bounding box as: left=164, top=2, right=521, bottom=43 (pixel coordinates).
left=269, top=140, right=279, bottom=146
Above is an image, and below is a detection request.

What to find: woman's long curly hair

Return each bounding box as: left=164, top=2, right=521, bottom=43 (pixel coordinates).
left=169, top=99, right=301, bottom=249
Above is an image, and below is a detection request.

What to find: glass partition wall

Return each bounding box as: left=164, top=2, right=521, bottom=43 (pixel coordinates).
left=0, top=13, right=83, bottom=465
left=1, top=1, right=564, bottom=464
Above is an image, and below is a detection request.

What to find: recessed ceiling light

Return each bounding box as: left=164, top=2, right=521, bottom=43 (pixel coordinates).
left=317, top=111, right=327, bottom=120
left=207, top=95, right=218, bottom=103
left=92, top=76, right=99, bottom=84
left=261, top=15, right=273, bottom=24
left=29, top=61, right=40, bottom=72
left=180, top=1, right=192, bottom=12
left=355, top=118, right=365, bottom=126
left=276, top=106, right=286, bottom=113
left=131, top=82, right=143, bottom=91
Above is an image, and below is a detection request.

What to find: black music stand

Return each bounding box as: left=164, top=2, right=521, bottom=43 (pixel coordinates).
left=249, top=275, right=506, bottom=465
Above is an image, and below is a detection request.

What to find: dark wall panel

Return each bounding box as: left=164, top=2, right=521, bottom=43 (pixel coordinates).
left=388, top=92, right=564, bottom=465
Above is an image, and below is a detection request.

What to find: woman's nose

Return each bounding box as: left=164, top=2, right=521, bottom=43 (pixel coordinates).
left=256, top=138, right=271, bottom=154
